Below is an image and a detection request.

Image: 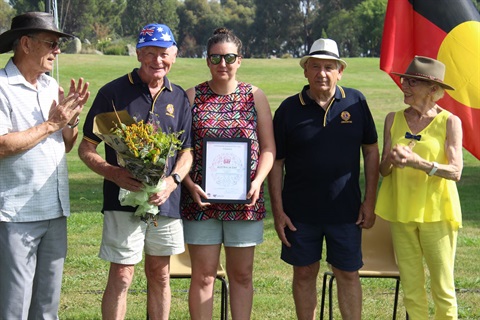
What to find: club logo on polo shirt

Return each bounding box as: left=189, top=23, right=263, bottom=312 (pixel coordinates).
left=166, top=104, right=175, bottom=118
left=340, top=111, right=352, bottom=123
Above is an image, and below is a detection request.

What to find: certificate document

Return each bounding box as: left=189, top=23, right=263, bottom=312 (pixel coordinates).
left=202, top=137, right=251, bottom=203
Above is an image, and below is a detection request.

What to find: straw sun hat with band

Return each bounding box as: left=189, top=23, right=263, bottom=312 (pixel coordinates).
left=0, top=11, right=72, bottom=54
left=299, top=38, right=347, bottom=70
left=392, top=56, right=455, bottom=91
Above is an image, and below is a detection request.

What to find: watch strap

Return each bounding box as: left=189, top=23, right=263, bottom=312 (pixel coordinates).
left=171, top=173, right=181, bottom=185
left=428, top=162, right=438, bottom=176
left=67, top=116, right=80, bottom=129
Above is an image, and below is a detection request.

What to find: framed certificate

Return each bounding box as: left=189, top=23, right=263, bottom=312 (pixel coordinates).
left=202, top=137, right=252, bottom=204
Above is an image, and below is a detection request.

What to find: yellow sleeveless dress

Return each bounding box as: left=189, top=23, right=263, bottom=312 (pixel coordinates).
left=375, top=109, right=462, bottom=228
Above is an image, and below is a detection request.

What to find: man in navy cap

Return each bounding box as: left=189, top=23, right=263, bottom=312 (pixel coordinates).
left=0, top=12, right=90, bottom=320
left=79, top=23, right=193, bottom=319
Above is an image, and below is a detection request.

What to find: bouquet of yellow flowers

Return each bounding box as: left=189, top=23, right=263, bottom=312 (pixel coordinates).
left=93, top=110, right=183, bottom=219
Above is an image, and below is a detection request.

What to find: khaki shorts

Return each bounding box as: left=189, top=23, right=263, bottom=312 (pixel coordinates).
left=99, top=211, right=184, bottom=264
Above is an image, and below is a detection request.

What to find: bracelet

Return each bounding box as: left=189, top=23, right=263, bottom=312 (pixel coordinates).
left=428, top=161, right=438, bottom=176
left=67, top=116, right=80, bottom=129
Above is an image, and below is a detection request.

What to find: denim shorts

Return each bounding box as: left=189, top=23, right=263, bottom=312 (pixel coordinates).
left=281, top=221, right=363, bottom=271
left=183, top=219, right=264, bottom=247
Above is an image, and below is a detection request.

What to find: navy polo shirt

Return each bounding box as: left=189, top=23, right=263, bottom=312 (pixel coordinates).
left=273, top=85, right=377, bottom=224
left=82, top=69, right=192, bottom=218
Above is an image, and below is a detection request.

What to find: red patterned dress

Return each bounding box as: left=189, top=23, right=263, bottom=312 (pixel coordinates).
left=181, top=81, right=266, bottom=221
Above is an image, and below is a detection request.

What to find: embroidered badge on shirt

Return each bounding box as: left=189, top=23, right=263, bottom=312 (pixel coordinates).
left=166, top=104, right=175, bottom=118
left=340, top=111, right=352, bottom=123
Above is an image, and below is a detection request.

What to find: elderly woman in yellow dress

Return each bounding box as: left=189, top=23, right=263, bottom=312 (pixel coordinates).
left=375, top=56, right=462, bottom=319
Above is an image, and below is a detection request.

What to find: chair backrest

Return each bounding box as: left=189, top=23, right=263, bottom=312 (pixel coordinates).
left=169, top=246, right=227, bottom=278
left=360, top=216, right=399, bottom=276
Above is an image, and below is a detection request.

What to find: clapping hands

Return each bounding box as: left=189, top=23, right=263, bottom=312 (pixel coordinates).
left=48, top=78, right=90, bottom=131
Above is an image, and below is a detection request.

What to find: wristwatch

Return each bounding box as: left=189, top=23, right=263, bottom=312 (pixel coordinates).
left=428, top=162, right=438, bottom=176
left=171, top=173, right=181, bottom=185
left=67, top=116, right=80, bottom=129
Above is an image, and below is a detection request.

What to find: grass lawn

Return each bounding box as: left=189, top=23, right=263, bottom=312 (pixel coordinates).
left=1, top=53, right=479, bottom=319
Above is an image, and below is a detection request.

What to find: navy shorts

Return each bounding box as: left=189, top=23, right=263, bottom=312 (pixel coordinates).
left=281, top=221, right=363, bottom=272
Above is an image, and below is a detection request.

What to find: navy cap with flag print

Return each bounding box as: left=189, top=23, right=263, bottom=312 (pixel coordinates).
left=136, top=23, right=176, bottom=49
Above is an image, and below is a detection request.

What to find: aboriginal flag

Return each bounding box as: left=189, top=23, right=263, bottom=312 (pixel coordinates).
left=380, top=0, right=480, bottom=159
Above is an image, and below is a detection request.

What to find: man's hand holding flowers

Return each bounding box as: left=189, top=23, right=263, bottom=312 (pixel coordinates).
left=147, top=176, right=178, bottom=206
left=94, top=110, right=183, bottom=221
left=113, top=118, right=183, bottom=218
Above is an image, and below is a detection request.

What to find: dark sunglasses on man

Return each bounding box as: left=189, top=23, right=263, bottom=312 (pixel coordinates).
left=28, top=35, right=61, bottom=50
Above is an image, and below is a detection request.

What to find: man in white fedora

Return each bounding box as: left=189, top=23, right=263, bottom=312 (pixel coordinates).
left=269, top=38, right=379, bottom=319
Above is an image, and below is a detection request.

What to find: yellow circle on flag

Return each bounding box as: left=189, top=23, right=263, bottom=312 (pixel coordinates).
left=438, top=21, right=480, bottom=109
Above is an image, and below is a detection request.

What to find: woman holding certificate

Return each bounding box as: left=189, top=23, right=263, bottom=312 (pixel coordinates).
left=181, top=27, right=275, bottom=319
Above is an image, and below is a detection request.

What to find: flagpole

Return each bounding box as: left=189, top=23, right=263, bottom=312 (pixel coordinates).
left=45, top=0, right=60, bottom=83
left=52, top=0, right=60, bottom=83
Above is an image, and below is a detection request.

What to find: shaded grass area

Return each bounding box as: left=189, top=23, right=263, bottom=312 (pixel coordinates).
left=0, top=54, right=478, bottom=319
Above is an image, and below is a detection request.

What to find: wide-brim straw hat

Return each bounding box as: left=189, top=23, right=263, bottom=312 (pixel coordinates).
left=392, top=56, right=454, bottom=90
left=299, top=38, right=347, bottom=69
left=0, top=12, right=72, bottom=53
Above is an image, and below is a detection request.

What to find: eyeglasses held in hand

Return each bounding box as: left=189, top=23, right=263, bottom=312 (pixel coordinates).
left=400, top=76, right=427, bottom=87
left=208, top=53, right=238, bottom=65
left=28, top=36, right=60, bottom=50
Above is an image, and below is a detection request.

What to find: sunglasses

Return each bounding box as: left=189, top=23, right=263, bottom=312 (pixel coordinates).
left=28, top=36, right=60, bottom=50
left=400, top=76, right=427, bottom=87
left=208, top=53, right=238, bottom=65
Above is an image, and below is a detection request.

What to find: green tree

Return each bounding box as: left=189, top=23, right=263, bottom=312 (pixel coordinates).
left=57, top=0, right=96, bottom=39
left=195, top=1, right=228, bottom=54
left=9, top=0, right=95, bottom=39
left=0, top=2, right=16, bottom=34
left=221, top=0, right=255, bottom=57
left=310, top=0, right=364, bottom=51
left=176, top=1, right=201, bottom=57
left=325, top=8, right=361, bottom=57
left=121, top=0, right=179, bottom=38
left=299, top=0, right=320, bottom=53
left=177, top=0, right=227, bottom=57
left=252, top=0, right=303, bottom=57
left=353, top=0, right=387, bottom=56
left=9, top=0, right=44, bottom=13
left=94, top=0, right=127, bottom=38
left=323, top=0, right=386, bottom=57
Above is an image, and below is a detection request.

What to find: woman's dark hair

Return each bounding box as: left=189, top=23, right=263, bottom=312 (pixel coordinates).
left=206, top=27, right=242, bottom=56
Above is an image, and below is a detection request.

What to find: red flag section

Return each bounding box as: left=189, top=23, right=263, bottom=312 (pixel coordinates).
left=380, top=0, right=480, bottom=159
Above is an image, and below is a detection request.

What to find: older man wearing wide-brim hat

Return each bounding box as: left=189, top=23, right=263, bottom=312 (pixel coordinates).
left=269, top=37, right=379, bottom=319
left=0, top=11, right=90, bottom=320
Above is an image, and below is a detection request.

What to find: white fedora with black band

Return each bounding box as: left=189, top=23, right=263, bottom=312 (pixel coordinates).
left=299, top=38, right=347, bottom=69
